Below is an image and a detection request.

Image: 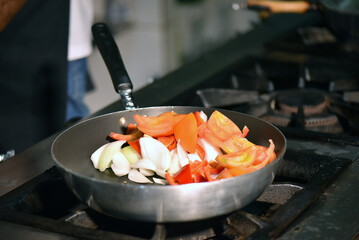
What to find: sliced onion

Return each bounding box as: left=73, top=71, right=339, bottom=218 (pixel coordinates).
left=140, top=137, right=171, bottom=171
left=121, top=146, right=141, bottom=164
left=199, top=111, right=208, bottom=122
left=177, top=141, right=189, bottom=167
left=90, top=144, right=106, bottom=169
left=153, top=177, right=168, bottom=185
left=140, top=168, right=154, bottom=176
left=198, top=138, right=222, bottom=162
left=131, top=158, right=157, bottom=171
left=155, top=168, right=166, bottom=178
left=96, top=140, right=126, bottom=172
left=188, top=152, right=202, bottom=162
left=111, top=152, right=130, bottom=177
left=168, top=150, right=181, bottom=175
left=128, top=169, right=152, bottom=183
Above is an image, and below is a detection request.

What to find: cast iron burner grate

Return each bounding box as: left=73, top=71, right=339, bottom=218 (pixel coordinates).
left=0, top=148, right=351, bottom=240
left=260, top=89, right=343, bottom=134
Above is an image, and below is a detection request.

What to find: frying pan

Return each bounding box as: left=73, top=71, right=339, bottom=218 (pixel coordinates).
left=247, top=0, right=359, bottom=41
left=51, top=23, right=286, bottom=222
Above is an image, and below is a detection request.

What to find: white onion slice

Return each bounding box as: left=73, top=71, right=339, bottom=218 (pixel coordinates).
left=188, top=153, right=202, bottom=162
left=140, top=137, right=171, bottom=170
left=128, top=169, right=152, bottom=183
left=90, top=144, right=106, bottom=169
left=199, top=111, right=208, bottom=122
left=121, top=146, right=141, bottom=164
left=168, top=150, right=181, bottom=175
left=95, top=140, right=126, bottom=172
left=155, top=168, right=167, bottom=178
left=153, top=177, right=168, bottom=185
left=177, top=142, right=189, bottom=167
left=131, top=158, right=157, bottom=171
left=140, top=168, right=154, bottom=176
left=111, top=152, right=131, bottom=177
left=198, top=138, right=222, bottom=162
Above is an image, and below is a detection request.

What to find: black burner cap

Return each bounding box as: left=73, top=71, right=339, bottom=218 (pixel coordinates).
left=276, top=89, right=325, bottom=107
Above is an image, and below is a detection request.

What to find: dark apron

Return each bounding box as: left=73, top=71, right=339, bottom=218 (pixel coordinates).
left=0, top=0, right=70, bottom=153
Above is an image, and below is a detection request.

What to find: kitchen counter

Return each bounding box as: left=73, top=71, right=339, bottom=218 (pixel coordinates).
left=2, top=12, right=359, bottom=239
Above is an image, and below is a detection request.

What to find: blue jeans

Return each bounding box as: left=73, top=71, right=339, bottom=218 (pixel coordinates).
left=66, top=58, right=90, bottom=122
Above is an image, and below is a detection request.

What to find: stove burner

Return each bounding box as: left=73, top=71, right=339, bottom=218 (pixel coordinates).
left=276, top=89, right=328, bottom=115
left=261, top=89, right=343, bottom=133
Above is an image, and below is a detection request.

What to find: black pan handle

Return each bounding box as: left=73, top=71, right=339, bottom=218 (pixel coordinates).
left=92, top=22, right=138, bottom=110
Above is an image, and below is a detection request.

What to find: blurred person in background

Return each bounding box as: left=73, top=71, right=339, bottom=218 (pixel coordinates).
left=66, top=0, right=94, bottom=125
left=0, top=0, right=69, bottom=155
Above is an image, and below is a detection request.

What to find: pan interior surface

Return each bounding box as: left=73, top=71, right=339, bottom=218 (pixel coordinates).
left=51, top=106, right=286, bottom=222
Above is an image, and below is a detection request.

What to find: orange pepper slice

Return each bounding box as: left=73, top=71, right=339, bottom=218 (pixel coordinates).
left=174, top=112, right=198, bottom=153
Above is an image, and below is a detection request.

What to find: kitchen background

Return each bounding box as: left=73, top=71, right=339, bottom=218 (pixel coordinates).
left=85, top=0, right=260, bottom=113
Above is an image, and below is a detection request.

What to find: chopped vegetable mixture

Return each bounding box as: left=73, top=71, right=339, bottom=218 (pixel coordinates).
left=90, top=110, right=276, bottom=185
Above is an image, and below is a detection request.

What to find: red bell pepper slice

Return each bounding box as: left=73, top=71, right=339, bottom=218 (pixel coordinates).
left=109, top=130, right=143, bottom=141
left=194, top=111, right=205, bottom=126
left=126, top=123, right=138, bottom=134
left=173, top=164, right=192, bottom=184
left=128, top=139, right=141, bottom=155
left=165, top=172, right=177, bottom=185
left=109, top=123, right=143, bottom=141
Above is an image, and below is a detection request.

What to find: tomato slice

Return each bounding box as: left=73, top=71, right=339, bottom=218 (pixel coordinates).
left=198, top=122, right=223, bottom=147
left=241, top=126, right=249, bottom=138
left=207, top=110, right=242, bottom=141
left=174, top=113, right=186, bottom=125
left=252, top=139, right=276, bottom=168
left=203, top=166, right=216, bottom=181
left=195, top=144, right=205, bottom=161
left=134, top=112, right=175, bottom=137
left=174, top=112, right=198, bottom=153
left=216, top=145, right=259, bottom=168
left=228, top=165, right=257, bottom=176
left=220, top=135, right=254, bottom=154
left=224, top=139, right=277, bottom=176
left=217, top=168, right=233, bottom=179
left=157, top=135, right=177, bottom=151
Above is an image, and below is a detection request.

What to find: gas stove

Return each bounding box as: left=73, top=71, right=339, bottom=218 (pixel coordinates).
left=0, top=142, right=354, bottom=240
left=195, top=25, right=359, bottom=137
left=1, top=12, right=359, bottom=240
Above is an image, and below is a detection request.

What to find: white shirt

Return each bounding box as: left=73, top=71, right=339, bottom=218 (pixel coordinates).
left=67, top=0, right=94, bottom=61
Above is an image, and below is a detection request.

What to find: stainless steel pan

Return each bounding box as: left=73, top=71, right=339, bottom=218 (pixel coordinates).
left=51, top=23, right=286, bottom=222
